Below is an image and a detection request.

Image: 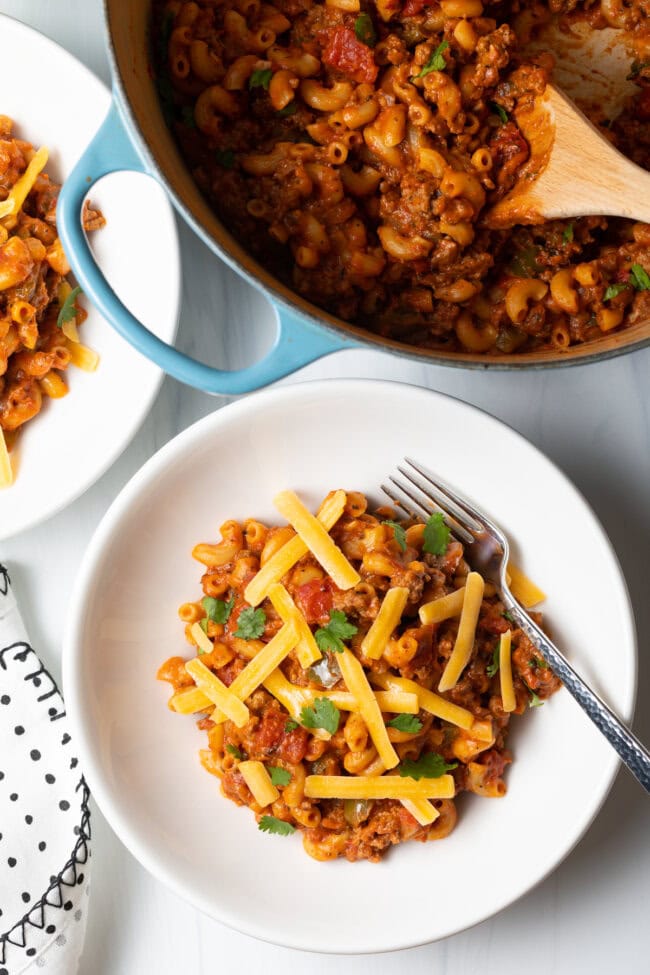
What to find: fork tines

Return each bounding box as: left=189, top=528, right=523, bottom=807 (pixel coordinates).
left=381, top=458, right=480, bottom=546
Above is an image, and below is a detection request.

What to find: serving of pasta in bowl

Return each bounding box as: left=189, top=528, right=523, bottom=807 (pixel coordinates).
left=0, top=14, right=181, bottom=538
left=63, top=379, right=636, bottom=951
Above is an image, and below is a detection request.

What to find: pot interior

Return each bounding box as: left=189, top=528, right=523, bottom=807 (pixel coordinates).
left=105, top=0, right=650, bottom=368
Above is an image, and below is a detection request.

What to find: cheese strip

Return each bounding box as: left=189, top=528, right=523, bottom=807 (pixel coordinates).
left=268, top=582, right=321, bottom=667
left=361, top=586, right=409, bottom=660
left=212, top=622, right=299, bottom=722
left=244, top=491, right=346, bottom=606
left=401, top=798, right=440, bottom=826
left=338, top=649, right=399, bottom=769
left=261, top=669, right=419, bottom=717
left=438, top=571, right=484, bottom=693
left=499, top=630, right=516, bottom=713
left=507, top=562, right=546, bottom=608
left=305, top=774, right=455, bottom=800
left=370, top=672, right=475, bottom=731
left=419, top=587, right=465, bottom=625
left=0, top=146, right=49, bottom=219
left=262, top=669, right=330, bottom=740
left=273, top=490, right=360, bottom=591
left=185, top=658, right=249, bottom=728
left=169, top=686, right=213, bottom=714
left=190, top=620, right=214, bottom=655
left=238, top=761, right=279, bottom=807
left=0, top=429, right=13, bottom=488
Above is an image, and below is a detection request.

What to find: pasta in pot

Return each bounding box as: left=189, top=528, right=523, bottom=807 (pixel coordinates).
left=152, top=0, right=650, bottom=355
left=158, top=488, right=561, bottom=863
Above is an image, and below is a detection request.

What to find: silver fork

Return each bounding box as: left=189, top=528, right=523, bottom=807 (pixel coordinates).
left=382, top=457, right=650, bottom=794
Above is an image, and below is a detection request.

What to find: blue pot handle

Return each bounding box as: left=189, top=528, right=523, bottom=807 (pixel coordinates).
left=57, top=99, right=354, bottom=394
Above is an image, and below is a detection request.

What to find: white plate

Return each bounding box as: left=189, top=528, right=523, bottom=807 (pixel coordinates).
left=0, top=14, right=180, bottom=539
left=62, top=379, right=637, bottom=953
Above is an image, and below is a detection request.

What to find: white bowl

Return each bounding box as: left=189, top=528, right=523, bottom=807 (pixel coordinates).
left=0, top=14, right=180, bottom=539
left=63, top=379, right=636, bottom=953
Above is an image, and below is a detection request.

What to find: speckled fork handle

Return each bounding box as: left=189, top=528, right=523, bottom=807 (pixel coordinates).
left=504, top=595, right=650, bottom=794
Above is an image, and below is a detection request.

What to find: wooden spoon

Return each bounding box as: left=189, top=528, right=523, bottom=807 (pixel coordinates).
left=485, top=83, right=650, bottom=229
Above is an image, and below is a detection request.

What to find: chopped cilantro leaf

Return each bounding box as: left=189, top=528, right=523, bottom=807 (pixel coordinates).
left=502, top=610, right=515, bottom=623
left=202, top=595, right=235, bottom=625
left=258, top=815, right=296, bottom=836
left=199, top=618, right=209, bottom=637
left=415, top=41, right=449, bottom=79
left=630, top=263, right=650, bottom=291
left=486, top=644, right=500, bottom=678
left=524, top=682, right=544, bottom=708
left=314, top=610, right=358, bottom=654
left=383, top=519, right=407, bottom=552
left=285, top=719, right=298, bottom=732
left=277, top=102, right=297, bottom=117
left=423, top=512, right=450, bottom=556
left=354, top=13, right=377, bottom=48
left=491, top=102, right=509, bottom=124
left=529, top=656, right=546, bottom=670
left=234, top=606, right=266, bottom=640
left=57, top=286, right=82, bottom=329
left=398, top=752, right=458, bottom=780
left=300, top=696, right=340, bottom=735
left=562, top=223, right=574, bottom=244
left=215, top=148, right=235, bottom=169
left=226, top=744, right=244, bottom=760
left=387, top=713, right=423, bottom=734
left=604, top=282, right=628, bottom=301
left=249, top=68, right=273, bottom=90
left=268, top=765, right=292, bottom=787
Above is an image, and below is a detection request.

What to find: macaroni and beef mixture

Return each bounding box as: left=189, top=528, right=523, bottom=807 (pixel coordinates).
left=153, top=0, right=650, bottom=354
left=0, top=116, right=103, bottom=484
left=158, top=490, right=560, bottom=863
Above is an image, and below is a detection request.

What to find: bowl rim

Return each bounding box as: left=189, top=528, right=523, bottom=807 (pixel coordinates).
left=102, top=0, right=650, bottom=372
left=62, top=377, right=638, bottom=953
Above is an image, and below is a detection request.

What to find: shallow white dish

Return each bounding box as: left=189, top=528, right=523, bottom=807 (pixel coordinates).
left=63, top=379, right=636, bottom=953
left=0, top=14, right=180, bottom=539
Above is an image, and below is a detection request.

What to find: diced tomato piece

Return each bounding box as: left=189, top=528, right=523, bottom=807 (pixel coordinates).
left=252, top=707, right=309, bottom=762
left=295, top=578, right=334, bottom=624
left=321, top=27, right=378, bottom=84
left=196, top=715, right=215, bottom=731
left=402, top=0, right=434, bottom=15
left=217, top=658, right=246, bottom=687
left=275, top=726, right=309, bottom=763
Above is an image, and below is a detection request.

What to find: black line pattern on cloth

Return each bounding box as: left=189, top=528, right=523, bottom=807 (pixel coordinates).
left=0, top=636, right=91, bottom=964
left=0, top=566, right=9, bottom=597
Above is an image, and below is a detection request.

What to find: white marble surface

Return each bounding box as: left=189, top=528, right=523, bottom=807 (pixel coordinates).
left=2, top=2, right=650, bottom=971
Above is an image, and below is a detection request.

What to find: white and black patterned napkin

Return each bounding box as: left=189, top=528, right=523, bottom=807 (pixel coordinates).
left=0, top=565, right=91, bottom=974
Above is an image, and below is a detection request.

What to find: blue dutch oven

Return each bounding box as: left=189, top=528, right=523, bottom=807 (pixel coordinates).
left=57, top=1, right=650, bottom=394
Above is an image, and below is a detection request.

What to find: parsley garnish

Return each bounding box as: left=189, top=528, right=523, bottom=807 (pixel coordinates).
left=529, top=656, right=546, bottom=670
left=491, top=102, right=508, bottom=124
left=399, top=752, right=458, bottom=780
left=314, top=610, right=357, bottom=654
left=202, top=595, right=235, bottom=625
left=604, top=282, right=628, bottom=301
left=215, top=148, right=235, bottom=169
left=502, top=610, right=515, bottom=623
left=524, top=682, right=544, bottom=707
left=415, top=40, right=449, bottom=79
left=627, top=59, right=650, bottom=80
left=268, top=765, right=291, bottom=787
left=235, top=606, right=266, bottom=640
left=630, top=263, right=650, bottom=291
left=249, top=68, right=273, bottom=90
left=383, top=519, right=407, bottom=552
left=57, top=286, right=82, bottom=329
left=300, top=697, right=340, bottom=735
left=180, top=105, right=196, bottom=128
left=198, top=619, right=209, bottom=639
left=258, top=815, right=296, bottom=836
left=277, top=102, right=297, bottom=117
left=387, top=714, right=423, bottom=734
left=285, top=719, right=298, bottom=732
left=486, top=644, right=500, bottom=678
left=562, top=223, right=574, bottom=244
left=226, top=744, right=244, bottom=760
left=423, top=512, right=450, bottom=556
left=354, top=13, right=377, bottom=47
